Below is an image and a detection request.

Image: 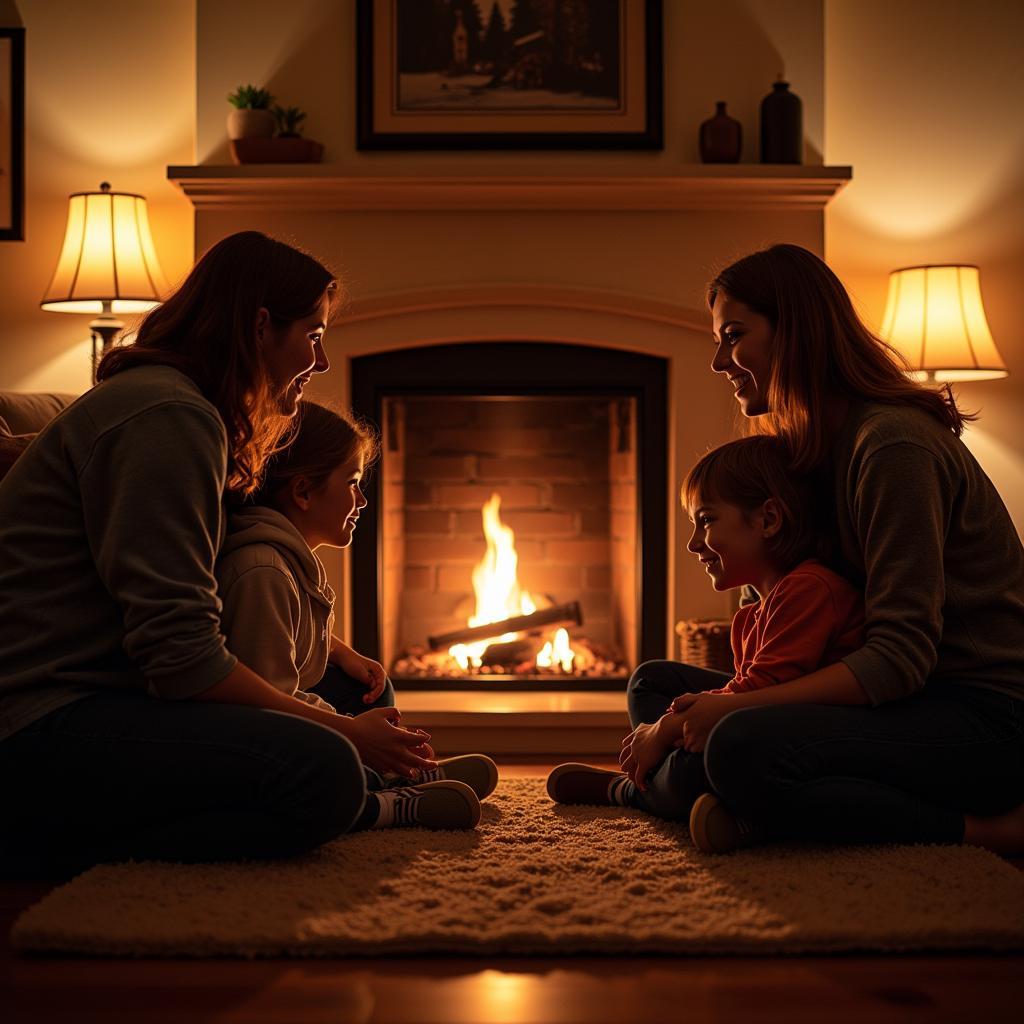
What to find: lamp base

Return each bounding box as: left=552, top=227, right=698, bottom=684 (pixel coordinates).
left=88, top=315, right=124, bottom=383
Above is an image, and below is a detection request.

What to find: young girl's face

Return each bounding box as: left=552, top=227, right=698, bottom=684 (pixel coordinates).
left=305, top=455, right=367, bottom=550
left=686, top=495, right=776, bottom=592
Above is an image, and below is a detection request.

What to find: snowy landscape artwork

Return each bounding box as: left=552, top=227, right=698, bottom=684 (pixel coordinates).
left=395, top=0, right=623, bottom=112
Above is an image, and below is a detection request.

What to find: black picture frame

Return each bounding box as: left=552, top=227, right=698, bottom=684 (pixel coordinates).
left=357, top=0, right=663, bottom=150
left=0, top=26, right=24, bottom=241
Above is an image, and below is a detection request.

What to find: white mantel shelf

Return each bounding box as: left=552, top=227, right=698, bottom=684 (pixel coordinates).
left=167, top=163, right=852, bottom=212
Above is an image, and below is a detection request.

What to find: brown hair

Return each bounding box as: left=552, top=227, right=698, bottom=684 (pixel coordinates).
left=707, top=244, right=972, bottom=470
left=682, top=435, right=826, bottom=572
left=97, top=231, right=339, bottom=495
left=252, top=401, right=380, bottom=508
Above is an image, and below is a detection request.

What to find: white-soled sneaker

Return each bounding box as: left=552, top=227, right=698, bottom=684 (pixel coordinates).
left=372, top=780, right=481, bottom=831
left=385, top=754, right=499, bottom=800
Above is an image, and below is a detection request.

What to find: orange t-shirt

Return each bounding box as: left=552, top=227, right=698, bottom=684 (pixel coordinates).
left=709, top=560, right=865, bottom=694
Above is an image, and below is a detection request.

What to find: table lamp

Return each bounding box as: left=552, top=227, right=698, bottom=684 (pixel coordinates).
left=40, top=182, right=168, bottom=382
left=879, top=264, right=1007, bottom=382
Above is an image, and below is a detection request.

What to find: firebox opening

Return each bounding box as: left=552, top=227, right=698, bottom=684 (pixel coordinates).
left=381, top=395, right=637, bottom=688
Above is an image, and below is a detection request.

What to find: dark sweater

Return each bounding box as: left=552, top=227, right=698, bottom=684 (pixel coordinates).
left=0, top=366, right=238, bottom=739
left=830, top=401, right=1024, bottom=705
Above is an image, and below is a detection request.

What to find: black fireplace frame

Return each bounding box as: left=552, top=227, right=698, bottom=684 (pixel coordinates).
left=350, top=341, right=669, bottom=688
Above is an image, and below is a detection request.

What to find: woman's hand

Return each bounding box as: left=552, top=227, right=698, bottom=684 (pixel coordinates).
left=669, top=692, right=738, bottom=753
left=332, top=644, right=388, bottom=704
left=619, top=715, right=682, bottom=791
left=341, top=707, right=438, bottom=777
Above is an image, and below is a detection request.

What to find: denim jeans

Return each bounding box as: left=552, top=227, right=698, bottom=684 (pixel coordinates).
left=0, top=690, right=367, bottom=875
left=627, top=659, right=1024, bottom=844
left=309, top=664, right=396, bottom=717
left=623, top=660, right=730, bottom=821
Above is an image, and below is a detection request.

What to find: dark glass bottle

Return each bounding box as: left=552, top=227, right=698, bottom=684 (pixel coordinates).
left=699, top=101, right=742, bottom=163
left=759, top=77, right=802, bottom=164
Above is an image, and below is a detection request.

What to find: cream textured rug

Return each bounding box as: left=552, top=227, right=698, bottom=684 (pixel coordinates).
left=12, top=779, right=1024, bottom=957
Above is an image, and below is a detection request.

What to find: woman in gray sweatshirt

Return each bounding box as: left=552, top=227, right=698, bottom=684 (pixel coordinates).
left=654, top=243, right=1024, bottom=855
left=0, top=231, right=439, bottom=873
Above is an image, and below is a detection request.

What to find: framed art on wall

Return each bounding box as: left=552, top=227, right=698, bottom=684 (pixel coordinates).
left=357, top=0, right=662, bottom=150
left=0, top=26, right=24, bottom=241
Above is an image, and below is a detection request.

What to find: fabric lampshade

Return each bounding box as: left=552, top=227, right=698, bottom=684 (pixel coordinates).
left=879, top=265, right=1007, bottom=382
left=40, top=183, right=168, bottom=315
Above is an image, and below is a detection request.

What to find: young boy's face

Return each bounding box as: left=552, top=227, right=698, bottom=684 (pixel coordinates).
left=686, top=497, right=774, bottom=592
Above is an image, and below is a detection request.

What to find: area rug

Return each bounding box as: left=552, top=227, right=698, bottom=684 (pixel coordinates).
left=12, top=778, right=1024, bottom=957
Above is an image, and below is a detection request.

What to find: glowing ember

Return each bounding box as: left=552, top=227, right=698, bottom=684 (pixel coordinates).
left=536, top=627, right=575, bottom=673
left=448, top=492, right=576, bottom=672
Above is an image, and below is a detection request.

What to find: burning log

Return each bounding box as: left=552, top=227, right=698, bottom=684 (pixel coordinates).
left=427, top=601, right=583, bottom=652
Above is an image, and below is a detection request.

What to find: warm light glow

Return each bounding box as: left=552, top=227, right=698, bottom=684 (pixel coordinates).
left=879, top=265, right=1007, bottom=382
left=449, top=493, right=539, bottom=669
left=41, top=185, right=169, bottom=315
left=537, top=628, right=575, bottom=673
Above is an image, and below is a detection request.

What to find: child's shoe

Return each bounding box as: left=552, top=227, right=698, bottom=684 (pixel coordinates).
left=385, top=754, right=499, bottom=800
left=371, top=780, right=481, bottom=830
left=546, top=763, right=632, bottom=806
left=688, top=792, right=766, bottom=853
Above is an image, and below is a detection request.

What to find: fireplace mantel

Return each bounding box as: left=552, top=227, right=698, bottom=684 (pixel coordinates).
left=167, top=163, right=851, bottom=212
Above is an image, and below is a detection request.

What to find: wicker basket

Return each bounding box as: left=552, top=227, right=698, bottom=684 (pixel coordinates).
left=674, top=618, right=734, bottom=674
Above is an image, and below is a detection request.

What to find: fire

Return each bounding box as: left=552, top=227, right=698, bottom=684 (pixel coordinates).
left=449, top=492, right=576, bottom=672
left=537, top=628, right=575, bottom=673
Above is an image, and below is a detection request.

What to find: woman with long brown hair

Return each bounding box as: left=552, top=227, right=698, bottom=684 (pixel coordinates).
left=661, top=243, right=1024, bottom=854
left=0, top=231, right=438, bottom=874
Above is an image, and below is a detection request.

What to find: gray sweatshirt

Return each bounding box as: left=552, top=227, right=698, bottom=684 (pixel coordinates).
left=831, top=401, right=1024, bottom=705
left=216, top=506, right=337, bottom=711
left=0, top=365, right=238, bottom=739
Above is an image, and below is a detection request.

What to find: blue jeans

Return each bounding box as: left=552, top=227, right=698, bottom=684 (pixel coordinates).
left=0, top=690, right=368, bottom=876
left=627, top=659, right=1024, bottom=843
left=309, top=664, right=395, bottom=717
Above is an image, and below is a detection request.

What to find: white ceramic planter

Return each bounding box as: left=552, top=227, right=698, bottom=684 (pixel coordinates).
left=226, top=108, right=276, bottom=140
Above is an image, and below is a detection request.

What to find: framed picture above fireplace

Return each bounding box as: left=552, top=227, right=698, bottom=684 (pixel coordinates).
left=356, top=0, right=663, bottom=150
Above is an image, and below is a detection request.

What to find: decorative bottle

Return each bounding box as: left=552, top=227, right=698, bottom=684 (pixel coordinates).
left=759, top=77, right=802, bottom=164
left=699, top=101, right=742, bottom=163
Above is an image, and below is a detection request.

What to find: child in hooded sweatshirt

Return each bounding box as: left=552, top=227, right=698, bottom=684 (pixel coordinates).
left=216, top=401, right=498, bottom=831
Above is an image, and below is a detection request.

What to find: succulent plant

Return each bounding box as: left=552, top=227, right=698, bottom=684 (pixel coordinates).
left=227, top=84, right=274, bottom=110
left=272, top=105, right=307, bottom=137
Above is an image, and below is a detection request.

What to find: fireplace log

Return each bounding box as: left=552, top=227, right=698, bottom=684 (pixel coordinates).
left=428, top=601, right=583, bottom=651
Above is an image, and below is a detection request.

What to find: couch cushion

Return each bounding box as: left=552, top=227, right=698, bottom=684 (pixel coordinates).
left=0, top=392, right=78, bottom=434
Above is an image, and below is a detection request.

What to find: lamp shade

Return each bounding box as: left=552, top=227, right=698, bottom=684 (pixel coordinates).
left=879, top=265, right=1007, bottom=382
left=40, top=183, right=169, bottom=315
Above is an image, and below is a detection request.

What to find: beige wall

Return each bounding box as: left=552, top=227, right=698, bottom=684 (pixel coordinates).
left=825, top=0, right=1024, bottom=536
left=0, top=0, right=194, bottom=394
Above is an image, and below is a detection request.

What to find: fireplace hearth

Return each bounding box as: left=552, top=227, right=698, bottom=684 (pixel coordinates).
left=351, top=342, right=667, bottom=692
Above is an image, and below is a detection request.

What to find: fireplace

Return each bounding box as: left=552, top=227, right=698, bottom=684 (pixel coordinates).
left=351, top=341, right=668, bottom=691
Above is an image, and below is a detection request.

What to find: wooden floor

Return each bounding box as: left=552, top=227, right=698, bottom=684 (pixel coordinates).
left=3, top=765, right=1022, bottom=1024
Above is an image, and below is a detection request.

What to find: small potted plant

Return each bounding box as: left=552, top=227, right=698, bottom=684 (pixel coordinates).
left=230, top=99, right=324, bottom=164
left=226, top=84, right=276, bottom=140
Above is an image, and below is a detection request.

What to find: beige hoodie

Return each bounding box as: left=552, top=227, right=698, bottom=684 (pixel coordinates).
left=216, top=506, right=337, bottom=711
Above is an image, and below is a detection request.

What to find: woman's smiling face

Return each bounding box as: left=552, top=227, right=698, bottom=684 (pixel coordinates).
left=710, top=290, right=774, bottom=417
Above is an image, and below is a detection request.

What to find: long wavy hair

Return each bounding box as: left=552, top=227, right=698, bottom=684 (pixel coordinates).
left=251, top=401, right=380, bottom=509
left=682, top=435, right=828, bottom=572
left=707, top=244, right=972, bottom=470
left=97, top=231, right=339, bottom=495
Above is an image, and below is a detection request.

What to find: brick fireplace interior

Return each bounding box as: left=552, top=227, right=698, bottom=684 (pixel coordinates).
left=351, top=341, right=668, bottom=691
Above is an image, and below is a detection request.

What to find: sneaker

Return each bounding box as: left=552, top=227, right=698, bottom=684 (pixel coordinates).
left=385, top=754, right=500, bottom=800
left=688, top=793, right=766, bottom=854
left=546, top=763, right=629, bottom=806
left=374, top=780, right=481, bottom=830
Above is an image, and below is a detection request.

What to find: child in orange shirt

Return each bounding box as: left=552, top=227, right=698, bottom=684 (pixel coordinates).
left=547, top=435, right=864, bottom=845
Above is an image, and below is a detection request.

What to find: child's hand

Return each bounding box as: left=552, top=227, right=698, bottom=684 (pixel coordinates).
left=618, top=718, right=678, bottom=791
left=343, top=707, right=438, bottom=778
left=333, top=646, right=388, bottom=703
left=670, top=692, right=737, bottom=753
